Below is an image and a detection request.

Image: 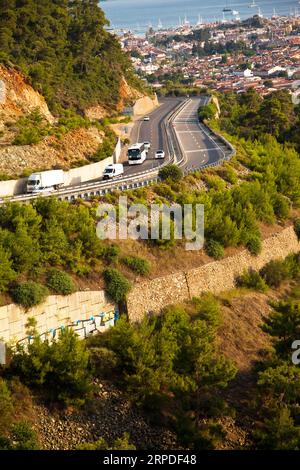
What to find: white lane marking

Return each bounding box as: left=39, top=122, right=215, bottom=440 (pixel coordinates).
left=185, top=149, right=218, bottom=153
left=176, top=130, right=203, bottom=134
left=197, top=123, right=226, bottom=158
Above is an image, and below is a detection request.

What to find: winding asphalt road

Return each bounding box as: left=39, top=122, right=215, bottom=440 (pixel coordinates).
left=127, top=95, right=229, bottom=174
left=172, top=96, right=230, bottom=170
left=123, top=97, right=182, bottom=176
left=6, top=95, right=232, bottom=203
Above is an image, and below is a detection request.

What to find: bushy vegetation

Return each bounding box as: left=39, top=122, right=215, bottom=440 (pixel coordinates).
left=12, top=109, right=92, bottom=146
left=104, top=268, right=131, bottom=303
left=92, top=297, right=236, bottom=448
left=0, top=421, right=39, bottom=450
left=159, top=164, right=183, bottom=182
left=121, top=256, right=151, bottom=275
left=294, top=219, right=300, bottom=241
left=236, top=269, right=268, bottom=292
left=252, top=285, right=300, bottom=449
left=0, top=198, right=131, bottom=304
left=0, top=0, right=144, bottom=113
left=246, top=234, right=262, bottom=256
left=77, top=433, right=136, bottom=450
left=218, top=88, right=300, bottom=152
left=46, top=269, right=75, bottom=295
left=10, top=281, right=49, bottom=309
left=205, top=239, right=225, bottom=260
left=0, top=378, right=39, bottom=450
left=9, top=324, right=92, bottom=406
left=236, top=253, right=300, bottom=292
left=198, top=102, right=218, bottom=122
left=260, top=260, right=291, bottom=288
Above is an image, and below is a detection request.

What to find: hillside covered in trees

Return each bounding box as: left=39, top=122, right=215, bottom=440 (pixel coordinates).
left=0, top=0, right=143, bottom=113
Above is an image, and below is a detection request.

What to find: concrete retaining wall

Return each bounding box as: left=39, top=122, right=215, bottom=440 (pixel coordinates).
left=126, top=226, right=300, bottom=322
left=0, top=144, right=122, bottom=198
left=1, top=226, right=298, bottom=343
left=0, top=291, right=115, bottom=344
left=63, top=157, right=113, bottom=187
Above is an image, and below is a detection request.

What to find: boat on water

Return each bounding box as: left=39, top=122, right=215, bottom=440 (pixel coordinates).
left=249, top=0, right=257, bottom=8
left=223, top=1, right=232, bottom=12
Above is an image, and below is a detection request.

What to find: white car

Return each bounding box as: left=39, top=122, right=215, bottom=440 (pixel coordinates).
left=143, top=116, right=150, bottom=121
left=144, top=141, right=151, bottom=151
left=155, top=150, right=165, bottom=159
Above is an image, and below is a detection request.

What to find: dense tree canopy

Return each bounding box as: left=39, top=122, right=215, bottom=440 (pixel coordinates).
left=218, top=88, right=300, bottom=148
left=0, top=0, right=141, bottom=112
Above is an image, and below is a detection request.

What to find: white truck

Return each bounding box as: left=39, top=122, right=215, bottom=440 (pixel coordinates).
left=26, top=170, right=65, bottom=193
left=103, top=163, right=124, bottom=180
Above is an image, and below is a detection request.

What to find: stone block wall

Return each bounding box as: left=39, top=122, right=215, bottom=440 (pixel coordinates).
left=0, top=291, right=115, bottom=344
left=126, top=226, right=300, bottom=322
left=1, top=226, right=299, bottom=342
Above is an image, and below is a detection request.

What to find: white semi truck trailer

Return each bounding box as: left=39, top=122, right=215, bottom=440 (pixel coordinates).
left=27, top=170, right=65, bottom=193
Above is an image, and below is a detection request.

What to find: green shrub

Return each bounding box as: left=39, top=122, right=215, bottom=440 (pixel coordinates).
left=104, top=268, right=131, bottom=302
left=13, top=128, right=42, bottom=146
left=10, top=422, right=40, bottom=450
left=222, top=166, right=238, bottom=184
left=272, top=194, right=290, bottom=219
left=89, top=347, right=118, bottom=378
left=294, top=219, right=300, bottom=241
left=10, top=328, right=92, bottom=406
left=260, top=260, right=289, bottom=288
left=205, top=240, right=225, bottom=260
left=121, top=256, right=151, bottom=275
left=246, top=234, right=262, bottom=255
left=77, top=433, right=136, bottom=450
left=153, top=183, right=176, bottom=201
left=159, top=164, right=183, bottom=182
left=284, top=253, right=300, bottom=280
left=90, top=130, right=117, bottom=163
left=204, top=175, right=226, bottom=191
left=0, top=379, right=14, bottom=435
left=192, top=294, right=221, bottom=328
left=198, top=102, right=217, bottom=121
left=10, top=282, right=49, bottom=309
left=236, top=269, right=268, bottom=292
left=0, top=247, right=16, bottom=292
left=102, top=245, right=120, bottom=264
left=46, top=268, right=75, bottom=295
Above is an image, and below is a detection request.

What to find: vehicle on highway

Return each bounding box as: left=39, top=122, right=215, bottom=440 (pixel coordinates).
left=143, top=116, right=150, bottom=121
left=128, top=143, right=147, bottom=165
left=103, top=163, right=124, bottom=180
left=155, top=150, right=165, bottom=159
left=144, top=141, right=151, bottom=152
left=27, top=170, right=64, bottom=193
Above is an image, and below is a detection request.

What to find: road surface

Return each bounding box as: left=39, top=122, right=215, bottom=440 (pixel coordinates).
left=172, top=96, right=229, bottom=170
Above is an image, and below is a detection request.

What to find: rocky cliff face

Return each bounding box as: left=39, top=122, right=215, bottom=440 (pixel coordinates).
left=0, top=65, right=54, bottom=127
left=0, top=127, right=104, bottom=177
left=0, top=65, right=153, bottom=178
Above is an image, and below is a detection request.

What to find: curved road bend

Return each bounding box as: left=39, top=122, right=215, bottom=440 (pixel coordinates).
left=123, top=97, right=183, bottom=177
left=172, top=96, right=226, bottom=169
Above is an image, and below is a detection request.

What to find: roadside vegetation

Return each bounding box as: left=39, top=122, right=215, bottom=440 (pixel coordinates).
left=0, top=293, right=237, bottom=449
left=0, top=86, right=299, bottom=309
left=1, top=249, right=299, bottom=449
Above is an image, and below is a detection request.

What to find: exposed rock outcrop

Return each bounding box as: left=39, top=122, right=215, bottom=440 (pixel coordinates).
left=0, top=65, right=54, bottom=125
